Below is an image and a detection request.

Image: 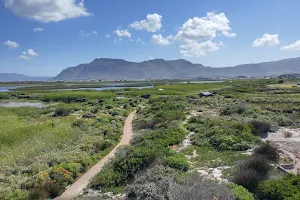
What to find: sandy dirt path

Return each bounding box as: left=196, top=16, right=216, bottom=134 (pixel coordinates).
left=56, top=111, right=136, bottom=200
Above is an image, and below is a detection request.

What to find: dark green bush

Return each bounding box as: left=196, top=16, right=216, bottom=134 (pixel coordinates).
left=228, top=183, right=254, bottom=200
left=249, top=120, right=271, bottom=136
left=233, top=169, right=261, bottom=192
left=166, top=154, right=189, bottom=171
left=239, top=156, right=271, bottom=178
left=53, top=107, right=70, bottom=117
left=253, top=142, right=279, bottom=162
left=257, top=174, right=300, bottom=200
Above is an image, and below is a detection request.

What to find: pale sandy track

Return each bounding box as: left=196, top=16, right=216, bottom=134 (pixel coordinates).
left=56, top=111, right=136, bottom=200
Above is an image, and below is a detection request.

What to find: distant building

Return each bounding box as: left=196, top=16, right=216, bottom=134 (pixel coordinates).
left=199, top=92, right=213, bottom=97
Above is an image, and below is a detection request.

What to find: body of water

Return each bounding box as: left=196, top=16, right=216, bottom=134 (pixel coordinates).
left=0, top=86, right=24, bottom=92
left=0, top=102, right=45, bottom=108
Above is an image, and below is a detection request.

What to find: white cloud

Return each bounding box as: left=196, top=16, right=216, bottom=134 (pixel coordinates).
left=4, top=40, right=19, bottom=49
left=105, top=34, right=111, bottom=38
left=92, top=30, right=98, bottom=35
left=33, top=27, right=44, bottom=32
left=149, top=56, right=154, bottom=60
left=180, top=40, right=223, bottom=57
left=152, top=34, right=173, bottom=45
left=113, top=29, right=131, bottom=38
left=281, top=40, right=300, bottom=51
left=19, top=49, right=38, bottom=60
left=130, top=13, right=162, bottom=32
left=253, top=34, right=280, bottom=47
left=175, top=12, right=236, bottom=42
left=27, top=49, right=38, bottom=56
left=4, top=0, right=90, bottom=23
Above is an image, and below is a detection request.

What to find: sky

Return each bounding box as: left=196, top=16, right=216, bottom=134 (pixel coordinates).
left=1, top=0, right=300, bottom=76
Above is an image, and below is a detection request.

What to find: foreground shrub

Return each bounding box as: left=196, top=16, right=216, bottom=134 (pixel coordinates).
left=239, top=156, right=271, bottom=178
left=126, top=165, right=175, bottom=200
left=166, top=153, right=189, bottom=171
left=233, top=169, right=261, bottom=193
left=253, top=142, right=279, bottom=162
left=233, top=155, right=271, bottom=192
left=229, top=183, right=254, bottom=200
left=257, top=174, right=300, bottom=200
left=249, top=120, right=271, bottom=136
left=169, top=174, right=234, bottom=200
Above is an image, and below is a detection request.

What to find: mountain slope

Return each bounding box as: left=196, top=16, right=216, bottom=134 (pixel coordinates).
left=53, top=57, right=300, bottom=80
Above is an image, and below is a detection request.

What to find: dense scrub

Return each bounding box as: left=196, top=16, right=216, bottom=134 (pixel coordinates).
left=187, top=117, right=260, bottom=151
left=90, top=96, right=190, bottom=192
left=257, top=174, right=300, bottom=200
left=0, top=96, right=134, bottom=199
left=126, top=165, right=234, bottom=200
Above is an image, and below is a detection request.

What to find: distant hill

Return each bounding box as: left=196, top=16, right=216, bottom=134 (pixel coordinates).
left=0, top=73, right=50, bottom=82
left=53, top=57, right=300, bottom=80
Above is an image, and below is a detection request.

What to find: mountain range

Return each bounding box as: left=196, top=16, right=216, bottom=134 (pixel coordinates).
left=0, top=73, right=50, bottom=82
left=53, top=57, right=300, bottom=80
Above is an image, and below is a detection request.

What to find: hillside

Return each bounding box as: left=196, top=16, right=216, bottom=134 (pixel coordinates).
left=53, top=57, right=300, bottom=80
left=0, top=73, right=50, bottom=82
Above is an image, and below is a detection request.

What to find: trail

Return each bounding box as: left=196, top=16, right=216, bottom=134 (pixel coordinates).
left=56, top=111, right=136, bottom=200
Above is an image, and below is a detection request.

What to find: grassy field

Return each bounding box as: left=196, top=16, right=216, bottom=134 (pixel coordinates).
left=268, top=83, right=299, bottom=88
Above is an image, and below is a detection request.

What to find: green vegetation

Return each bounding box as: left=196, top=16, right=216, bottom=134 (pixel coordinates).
left=257, top=174, right=300, bottom=200
left=0, top=91, right=135, bottom=199
left=2, top=79, right=300, bottom=199
left=90, top=97, right=190, bottom=192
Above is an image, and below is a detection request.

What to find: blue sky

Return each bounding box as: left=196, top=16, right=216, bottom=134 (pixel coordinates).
left=1, top=0, right=300, bottom=76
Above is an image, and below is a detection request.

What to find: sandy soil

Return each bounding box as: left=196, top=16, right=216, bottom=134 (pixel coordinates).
left=55, top=111, right=136, bottom=200
left=266, top=128, right=300, bottom=174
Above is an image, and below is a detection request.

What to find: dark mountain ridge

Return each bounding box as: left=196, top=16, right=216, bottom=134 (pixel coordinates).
left=53, top=57, right=300, bottom=80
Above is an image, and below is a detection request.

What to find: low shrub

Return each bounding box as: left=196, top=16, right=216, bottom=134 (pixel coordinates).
left=169, top=174, right=234, bottom=200
left=166, top=154, right=189, bottom=171
left=239, top=156, right=271, bottom=178
left=53, top=107, right=70, bottom=117
left=221, top=104, right=248, bottom=115
left=229, top=183, right=254, bottom=200
left=249, top=120, right=271, bottom=136
left=257, top=174, right=300, bottom=200
left=126, top=165, right=175, bottom=200
left=233, top=169, right=261, bottom=192
left=253, top=142, right=279, bottom=162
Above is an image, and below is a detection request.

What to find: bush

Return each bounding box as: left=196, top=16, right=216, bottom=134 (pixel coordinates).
left=166, top=154, right=189, bottom=171
left=169, top=174, right=234, bottom=200
left=253, top=142, right=279, bottom=162
left=53, top=107, right=70, bottom=117
left=221, top=104, right=248, bottom=115
left=257, top=174, right=300, bottom=200
left=126, top=165, right=175, bottom=200
left=239, top=156, right=271, bottom=178
left=249, top=120, right=271, bottom=136
left=278, top=80, right=285, bottom=84
left=233, top=169, right=261, bottom=192
left=229, top=183, right=254, bottom=200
